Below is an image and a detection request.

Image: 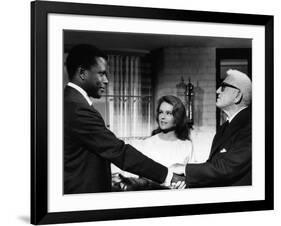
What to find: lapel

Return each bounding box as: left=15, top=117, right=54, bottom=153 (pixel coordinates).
left=64, top=85, right=90, bottom=106
left=209, top=107, right=251, bottom=158
left=64, top=86, right=89, bottom=105
left=64, top=85, right=104, bottom=120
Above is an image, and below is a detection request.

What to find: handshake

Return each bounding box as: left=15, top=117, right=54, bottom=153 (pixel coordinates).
left=169, top=163, right=186, bottom=189
left=112, top=163, right=186, bottom=191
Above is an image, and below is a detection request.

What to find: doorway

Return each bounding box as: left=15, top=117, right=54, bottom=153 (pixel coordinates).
left=216, top=48, right=252, bottom=130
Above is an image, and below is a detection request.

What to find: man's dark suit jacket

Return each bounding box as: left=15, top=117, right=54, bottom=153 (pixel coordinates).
left=64, top=86, right=168, bottom=194
left=186, top=107, right=252, bottom=188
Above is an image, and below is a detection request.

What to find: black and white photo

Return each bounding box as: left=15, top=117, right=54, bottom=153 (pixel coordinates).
left=31, top=1, right=273, bottom=224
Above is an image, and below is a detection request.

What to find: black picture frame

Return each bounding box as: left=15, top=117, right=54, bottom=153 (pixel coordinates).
left=31, top=0, right=274, bottom=224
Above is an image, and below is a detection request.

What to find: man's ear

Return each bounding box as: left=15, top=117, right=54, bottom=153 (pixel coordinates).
left=235, top=90, right=243, bottom=104
left=78, top=67, right=87, bottom=80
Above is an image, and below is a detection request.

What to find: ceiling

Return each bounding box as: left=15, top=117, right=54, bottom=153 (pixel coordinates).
left=64, top=30, right=252, bottom=53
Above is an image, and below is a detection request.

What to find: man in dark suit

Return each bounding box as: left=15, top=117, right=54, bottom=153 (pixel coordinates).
left=64, top=44, right=181, bottom=194
left=171, top=69, right=252, bottom=188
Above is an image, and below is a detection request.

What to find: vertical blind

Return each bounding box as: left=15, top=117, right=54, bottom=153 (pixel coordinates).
left=107, top=55, right=153, bottom=142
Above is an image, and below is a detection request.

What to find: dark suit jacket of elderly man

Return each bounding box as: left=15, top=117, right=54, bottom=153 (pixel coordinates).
left=186, top=107, right=252, bottom=188
left=64, top=86, right=168, bottom=194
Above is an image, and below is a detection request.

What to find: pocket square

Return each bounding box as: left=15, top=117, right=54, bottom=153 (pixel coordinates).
left=220, top=148, right=227, bottom=153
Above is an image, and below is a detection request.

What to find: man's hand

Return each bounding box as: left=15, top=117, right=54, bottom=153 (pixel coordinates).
left=170, top=173, right=186, bottom=189
left=113, top=174, right=170, bottom=191
left=171, top=180, right=186, bottom=189
left=168, top=163, right=187, bottom=189
left=169, top=163, right=186, bottom=175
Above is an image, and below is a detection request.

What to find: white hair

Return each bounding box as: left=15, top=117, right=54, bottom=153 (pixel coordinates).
left=226, top=69, right=252, bottom=106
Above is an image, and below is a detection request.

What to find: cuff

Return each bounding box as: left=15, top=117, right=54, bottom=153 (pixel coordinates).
left=162, top=170, right=173, bottom=186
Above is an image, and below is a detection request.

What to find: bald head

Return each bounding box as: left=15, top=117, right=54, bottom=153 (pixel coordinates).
left=224, top=69, right=252, bottom=106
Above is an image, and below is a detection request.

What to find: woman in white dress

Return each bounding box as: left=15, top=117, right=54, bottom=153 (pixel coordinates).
left=137, top=95, right=193, bottom=167
left=113, top=95, right=193, bottom=191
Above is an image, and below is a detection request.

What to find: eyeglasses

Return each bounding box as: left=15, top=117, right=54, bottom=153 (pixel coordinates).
left=219, top=82, right=240, bottom=92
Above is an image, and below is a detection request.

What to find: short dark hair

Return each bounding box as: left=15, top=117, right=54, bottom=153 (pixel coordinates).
left=152, top=95, right=191, bottom=140
left=66, top=44, right=107, bottom=80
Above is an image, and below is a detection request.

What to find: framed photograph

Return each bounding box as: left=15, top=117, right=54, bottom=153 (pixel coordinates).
left=31, top=0, right=274, bottom=224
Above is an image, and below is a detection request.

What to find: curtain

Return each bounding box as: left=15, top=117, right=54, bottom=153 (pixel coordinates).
left=107, top=55, right=152, bottom=142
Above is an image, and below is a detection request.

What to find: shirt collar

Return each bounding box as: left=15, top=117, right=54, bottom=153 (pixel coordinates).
left=67, top=82, right=92, bottom=106
left=227, top=106, right=247, bottom=122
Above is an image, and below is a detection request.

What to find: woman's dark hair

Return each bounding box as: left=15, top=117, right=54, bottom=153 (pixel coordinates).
left=66, top=44, right=107, bottom=80
left=152, top=95, right=191, bottom=140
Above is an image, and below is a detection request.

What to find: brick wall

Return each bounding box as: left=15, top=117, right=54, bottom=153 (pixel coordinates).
left=153, top=47, right=217, bottom=162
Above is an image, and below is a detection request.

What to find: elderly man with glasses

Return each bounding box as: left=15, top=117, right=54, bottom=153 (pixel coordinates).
left=171, top=69, right=252, bottom=188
